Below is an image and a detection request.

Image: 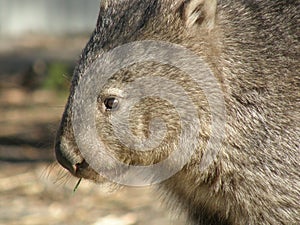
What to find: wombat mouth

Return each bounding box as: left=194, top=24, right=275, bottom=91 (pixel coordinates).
left=55, top=136, right=131, bottom=183
left=68, top=157, right=129, bottom=184
left=68, top=159, right=106, bottom=183
left=74, top=160, right=101, bottom=181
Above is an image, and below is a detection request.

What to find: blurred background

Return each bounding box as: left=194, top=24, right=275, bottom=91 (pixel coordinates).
left=0, top=1, right=184, bottom=224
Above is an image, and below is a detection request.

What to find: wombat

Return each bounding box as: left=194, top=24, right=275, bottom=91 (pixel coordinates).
left=55, top=0, right=300, bottom=224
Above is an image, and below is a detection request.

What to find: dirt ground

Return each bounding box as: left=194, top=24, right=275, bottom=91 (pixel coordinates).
left=0, top=35, right=185, bottom=225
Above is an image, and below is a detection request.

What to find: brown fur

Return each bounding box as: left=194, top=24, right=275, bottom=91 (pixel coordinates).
left=55, top=1, right=300, bottom=224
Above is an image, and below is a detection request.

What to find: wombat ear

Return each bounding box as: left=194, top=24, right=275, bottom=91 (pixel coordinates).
left=176, top=0, right=217, bottom=30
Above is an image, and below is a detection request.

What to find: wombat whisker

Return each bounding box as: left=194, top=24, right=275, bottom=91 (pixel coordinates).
left=62, top=74, right=72, bottom=83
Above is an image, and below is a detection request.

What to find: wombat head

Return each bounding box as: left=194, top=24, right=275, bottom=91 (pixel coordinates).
left=55, top=0, right=221, bottom=185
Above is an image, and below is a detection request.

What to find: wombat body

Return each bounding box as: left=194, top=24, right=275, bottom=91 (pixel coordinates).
left=55, top=1, right=300, bottom=224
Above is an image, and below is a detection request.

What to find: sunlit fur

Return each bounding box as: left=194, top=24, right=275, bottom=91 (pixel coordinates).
left=55, top=1, right=300, bottom=224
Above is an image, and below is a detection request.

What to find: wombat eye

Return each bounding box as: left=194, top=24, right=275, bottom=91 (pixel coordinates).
left=104, top=97, right=119, bottom=111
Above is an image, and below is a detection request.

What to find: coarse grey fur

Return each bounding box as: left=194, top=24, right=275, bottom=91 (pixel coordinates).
left=55, top=0, right=300, bottom=224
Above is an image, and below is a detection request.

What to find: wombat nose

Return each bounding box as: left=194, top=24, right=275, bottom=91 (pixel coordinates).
left=55, top=141, right=78, bottom=174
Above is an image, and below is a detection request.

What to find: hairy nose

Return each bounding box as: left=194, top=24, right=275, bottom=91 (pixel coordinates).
left=55, top=140, right=77, bottom=174
left=55, top=106, right=81, bottom=174
left=55, top=105, right=88, bottom=175
left=55, top=125, right=86, bottom=175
